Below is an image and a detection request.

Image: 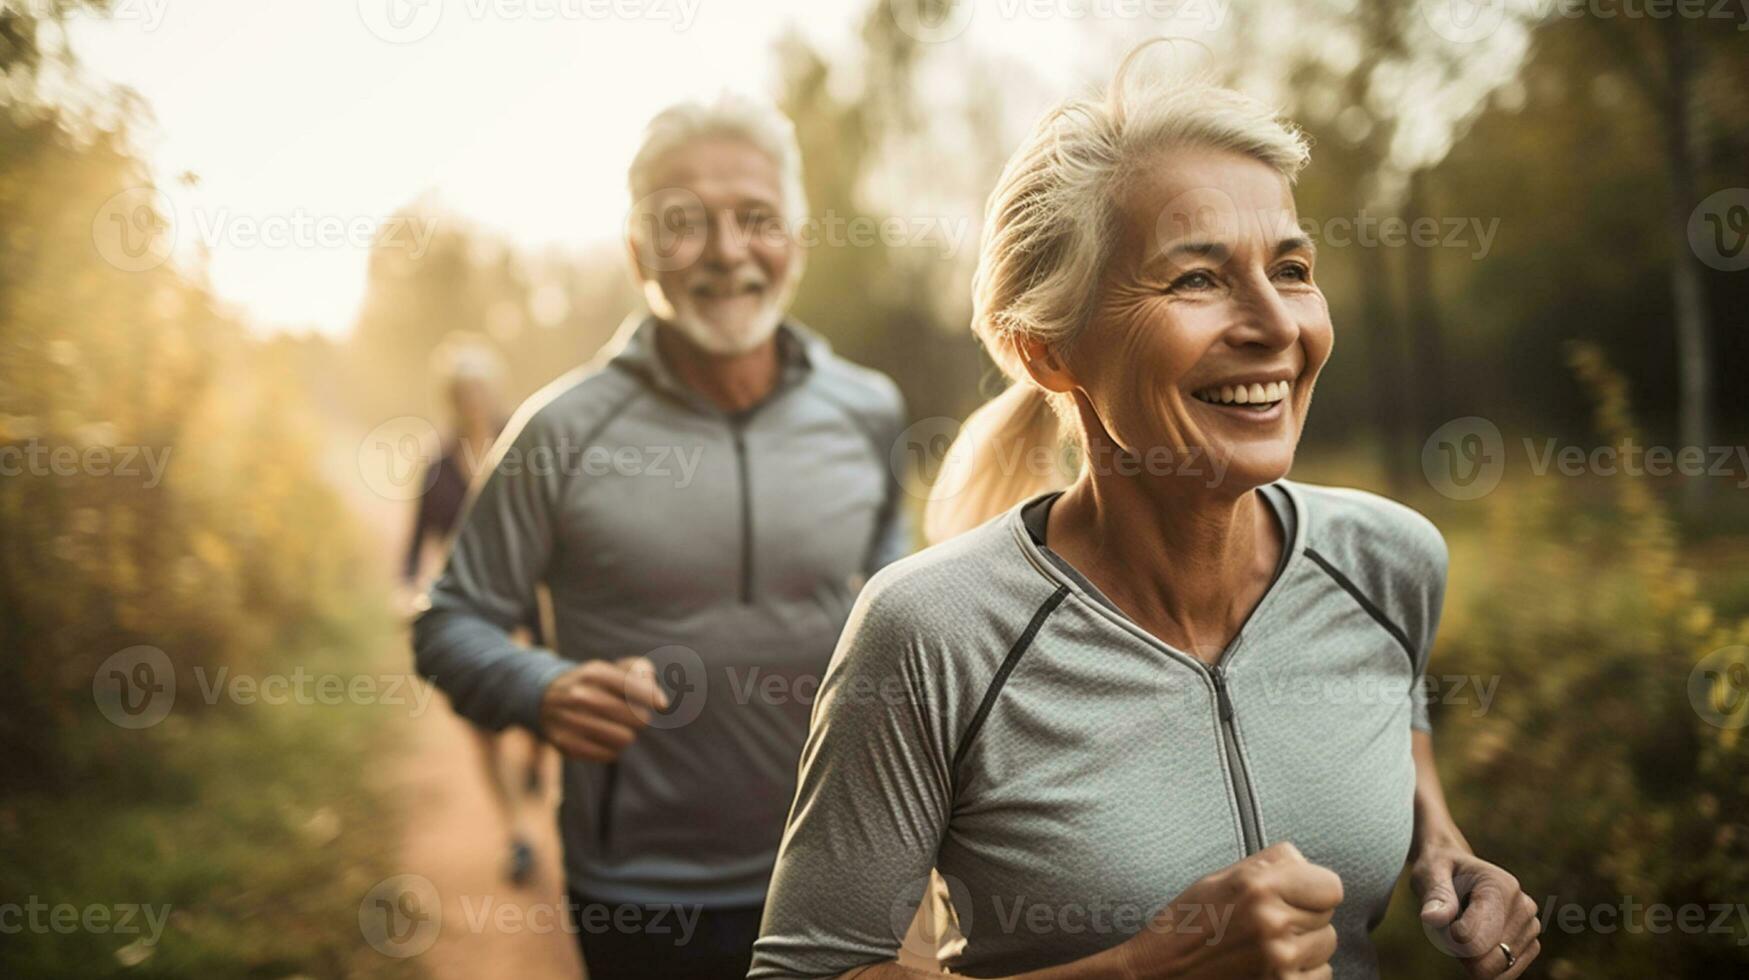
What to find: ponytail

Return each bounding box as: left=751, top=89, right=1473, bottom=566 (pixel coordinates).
left=923, top=382, right=1073, bottom=544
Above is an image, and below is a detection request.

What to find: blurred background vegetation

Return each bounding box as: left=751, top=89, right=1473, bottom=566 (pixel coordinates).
left=2, top=0, right=1746, bottom=976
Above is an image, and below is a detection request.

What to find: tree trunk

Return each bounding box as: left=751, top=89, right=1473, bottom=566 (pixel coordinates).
left=1359, top=226, right=1412, bottom=496
left=1403, top=167, right=1448, bottom=438
left=1662, top=18, right=1713, bottom=511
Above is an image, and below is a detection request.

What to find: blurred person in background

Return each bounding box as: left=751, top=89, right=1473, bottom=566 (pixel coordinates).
left=401, top=337, right=551, bottom=888
left=751, top=43, right=1539, bottom=980
left=413, top=93, right=911, bottom=979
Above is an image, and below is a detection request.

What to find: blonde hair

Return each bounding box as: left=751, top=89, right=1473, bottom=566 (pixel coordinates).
left=923, top=41, right=1310, bottom=544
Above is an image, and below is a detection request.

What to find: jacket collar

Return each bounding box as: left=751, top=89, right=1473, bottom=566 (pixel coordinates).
left=605, top=312, right=825, bottom=410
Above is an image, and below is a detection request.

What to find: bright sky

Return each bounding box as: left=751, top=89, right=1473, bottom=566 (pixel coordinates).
left=59, top=0, right=1374, bottom=337
left=64, top=0, right=879, bottom=335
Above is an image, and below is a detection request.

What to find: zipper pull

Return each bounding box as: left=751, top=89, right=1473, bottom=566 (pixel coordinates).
left=1212, top=665, right=1235, bottom=722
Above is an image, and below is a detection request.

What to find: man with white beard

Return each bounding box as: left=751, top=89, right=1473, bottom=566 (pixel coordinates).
left=413, top=95, right=911, bottom=979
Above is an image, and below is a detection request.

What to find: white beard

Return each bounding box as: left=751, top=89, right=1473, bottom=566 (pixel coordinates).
left=642, top=259, right=801, bottom=357
left=644, top=279, right=784, bottom=356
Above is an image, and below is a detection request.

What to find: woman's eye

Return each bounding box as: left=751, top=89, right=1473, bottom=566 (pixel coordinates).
left=1274, top=263, right=1311, bottom=283
left=1169, top=270, right=1216, bottom=292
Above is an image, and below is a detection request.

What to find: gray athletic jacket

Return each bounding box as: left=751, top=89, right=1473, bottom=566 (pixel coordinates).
left=750, top=481, right=1446, bottom=978
left=412, top=314, right=910, bottom=906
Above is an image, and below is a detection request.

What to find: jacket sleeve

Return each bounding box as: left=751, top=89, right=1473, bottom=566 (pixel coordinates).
left=749, top=581, right=953, bottom=978
left=1368, top=496, right=1449, bottom=735
left=412, top=412, right=573, bottom=733
left=1409, top=520, right=1449, bottom=733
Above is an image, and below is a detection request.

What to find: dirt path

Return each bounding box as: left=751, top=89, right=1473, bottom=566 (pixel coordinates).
left=329, top=421, right=583, bottom=979
left=327, top=414, right=939, bottom=978
left=391, top=697, right=582, bottom=978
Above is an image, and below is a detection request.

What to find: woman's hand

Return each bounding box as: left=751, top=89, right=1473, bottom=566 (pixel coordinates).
left=1119, top=841, right=1343, bottom=980
left=1412, top=845, right=1541, bottom=978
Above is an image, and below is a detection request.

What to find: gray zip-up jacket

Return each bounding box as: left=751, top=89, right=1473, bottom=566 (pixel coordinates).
left=750, top=481, right=1445, bottom=978
left=412, top=315, right=910, bottom=906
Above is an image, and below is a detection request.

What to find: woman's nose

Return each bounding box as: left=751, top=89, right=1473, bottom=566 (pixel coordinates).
left=1233, top=277, right=1300, bottom=348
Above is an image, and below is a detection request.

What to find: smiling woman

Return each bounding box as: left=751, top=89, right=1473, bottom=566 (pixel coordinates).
left=748, top=40, right=1543, bottom=980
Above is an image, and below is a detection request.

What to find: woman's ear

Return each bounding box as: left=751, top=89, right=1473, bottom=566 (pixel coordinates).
left=1011, top=333, right=1077, bottom=394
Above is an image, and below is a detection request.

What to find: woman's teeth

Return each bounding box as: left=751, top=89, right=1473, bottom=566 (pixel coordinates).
left=1192, top=379, right=1291, bottom=408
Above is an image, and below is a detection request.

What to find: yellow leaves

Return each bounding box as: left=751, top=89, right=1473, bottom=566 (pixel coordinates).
left=189, top=528, right=235, bottom=577
left=1683, top=601, right=1716, bottom=639
left=1464, top=725, right=1509, bottom=769
left=0, top=414, right=41, bottom=440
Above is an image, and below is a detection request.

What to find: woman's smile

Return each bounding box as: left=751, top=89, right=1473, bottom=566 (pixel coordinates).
left=1187, top=375, right=1297, bottom=425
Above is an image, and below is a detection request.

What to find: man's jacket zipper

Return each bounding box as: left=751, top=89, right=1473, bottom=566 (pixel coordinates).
left=597, top=762, right=619, bottom=852
left=730, top=420, right=754, bottom=605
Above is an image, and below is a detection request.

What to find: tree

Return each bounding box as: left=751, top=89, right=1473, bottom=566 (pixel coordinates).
left=1571, top=10, right=1744, bottom=508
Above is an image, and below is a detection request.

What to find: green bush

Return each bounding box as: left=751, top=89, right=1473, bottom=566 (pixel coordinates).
left=1376, top=343, right=1749, bottom=977
left=1, top=79, right=410, bottom=978
left=0, top=103, right=363, bottom=788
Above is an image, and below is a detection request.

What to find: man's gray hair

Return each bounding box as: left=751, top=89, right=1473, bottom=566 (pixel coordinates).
left=627, top=93, right=808, bottom=222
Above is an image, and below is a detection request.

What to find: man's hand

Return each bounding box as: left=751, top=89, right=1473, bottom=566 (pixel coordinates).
left=538, top=657, right=670, bottom=762
left=1413, top=846, right=1541, bottom=978
left=1121, top=841, right=1344, bottom=980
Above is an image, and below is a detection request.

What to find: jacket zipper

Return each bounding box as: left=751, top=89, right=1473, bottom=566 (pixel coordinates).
left=1210, top=663, right=1264, bottom=855
left=730, top=420, right=754, bottom=605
